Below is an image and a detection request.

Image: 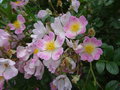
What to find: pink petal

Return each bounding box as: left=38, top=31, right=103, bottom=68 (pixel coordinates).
left=91, top=37, right=102, bottom=47
left=55, top=35, right=65, bottom=47
left=79, top=16, right=88, bottom=26
left=81, top=53, right=93, bottom=62
left=65, top=31, right=76, bottom=39
left=52, top=48, right=63, bottom=60
left=20, top=24, right=26, bottom=30
left=8, top=23, right=15, bottom=30
left=37, top=51, right=51, bottom=60
left=69, top=16, right=79, bottom=22
left=34, top=39, right=45, bottom=50
left=43, top=32, right=55, bottom=41
left=17, top=14, right=25, bottom=23
left=83, top=36, right=90, bottom=43
left=92, top=48, right=103, bottom=60
left=3, top=67, right=18, bottom=80
left=15, top=29, right=23, bottom=34
left=77, top=26, right=86, bottom=34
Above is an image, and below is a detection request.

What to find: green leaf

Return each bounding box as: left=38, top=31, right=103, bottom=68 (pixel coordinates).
left=96, top=61, right=105, bottom=74
left=105, top=80, right=119, bottom=90
left=114, top=48, right=120, bottom=66
left=104, top=0, right=114, bottom=6
left=102, top=43, right=114, bottom=60
left=106, top=62, right=119, bottom=75
left=114, top=48, right=120, bottom=61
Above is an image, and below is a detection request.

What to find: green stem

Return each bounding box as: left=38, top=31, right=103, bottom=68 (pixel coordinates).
left=0, top=20, right=7, bottom=25
left=82, top=69, right=90, bottom=90
left=48, top=0, right=57, bottom=15
left=90, top=62, right=97, bottom=86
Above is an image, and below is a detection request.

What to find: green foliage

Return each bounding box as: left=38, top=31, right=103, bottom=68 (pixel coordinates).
left=96, top=61, right=105, bottom=74
left=105, top=80, right=119, bottom=90
left=0, top=0, right=120, bottom=90
left=106, top=62, right=119, bottom=75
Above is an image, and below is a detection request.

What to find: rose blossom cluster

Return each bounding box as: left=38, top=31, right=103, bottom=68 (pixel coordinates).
left=0, top=0, right=103, bottom=90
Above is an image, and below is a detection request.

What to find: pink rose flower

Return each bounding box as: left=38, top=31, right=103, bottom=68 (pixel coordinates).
left=8, top=14, right=26, bottom=34
left=64, top=16, right=88, bottom=39
left=79, top=36, right=103, bottom=62
left=35, top=32, right=64, bottom=61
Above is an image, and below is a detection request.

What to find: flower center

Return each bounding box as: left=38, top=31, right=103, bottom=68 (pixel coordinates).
left=70, top=23, right=81, bottom=32
left=15, top=1, right=21, bottom=4
left=13, top=20, right=21, bottom=29
left=0, top=76, right=4, bottom=80
left=4, top=63, right=8, bottom=67
left=34, top=48, right=39, bottom=54
left=45, top=41, right=56, bottom=51
left=84, top=44, right=95, bottom=54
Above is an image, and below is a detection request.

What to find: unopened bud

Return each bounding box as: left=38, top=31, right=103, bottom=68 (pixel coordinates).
left=72, top=75, right=80, bottom=84
left=88, top=28, right=96, bottom=37
left=57, top=0, right=62, bottom=7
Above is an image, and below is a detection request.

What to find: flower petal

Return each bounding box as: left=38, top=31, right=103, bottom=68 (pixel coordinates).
left=17, top=14, right=25, bottom=23
left=0, top=65, right=5, bottom=76
left=79, top=16, right=88, bottom=26
left=3, top=66, right=18, bottom=80
left=37, top=51, right=51, bottom=60
left=52, top=48, right=63, bottom=60
left=55, top=35, right=65, bottom=47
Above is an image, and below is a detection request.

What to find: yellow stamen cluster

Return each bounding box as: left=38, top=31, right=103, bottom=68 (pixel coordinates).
left=45, top=41, right=56, bottom=51
left=84, top=44, right=95, bottom=54
left=13, top=20, right=21, bottom=29
left=70, top=23, right=81, bottom=32
left=34, top=48, right=39, bottom=54
left=15, top=1, right=21, bottom=4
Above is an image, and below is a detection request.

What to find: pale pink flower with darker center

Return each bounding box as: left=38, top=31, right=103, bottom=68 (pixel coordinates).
left=35, top=32, right=64, bottom=61
left=78, top=36, right=103, bottom=62
left=52, top=75, right=72, bottom=90
left=8, top=14, right=26, bottom=34
left=0, top=29, right=10, bottom=48
left=24, top=58, right=44, bottom=80
left=64, top=16, right=88, bottom=39
left=0, top=58, right=18, bottom=80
